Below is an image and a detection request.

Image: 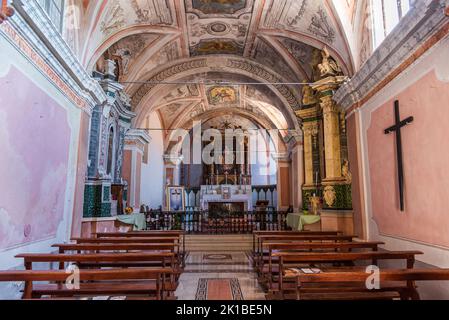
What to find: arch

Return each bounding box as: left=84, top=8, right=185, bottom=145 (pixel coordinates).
left=130, top=56, right=302, bottom=132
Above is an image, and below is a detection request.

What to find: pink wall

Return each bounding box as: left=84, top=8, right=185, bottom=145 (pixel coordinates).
left=367, top=70, right=449, bottom=247
left=0, top=66, right=70, bottom=249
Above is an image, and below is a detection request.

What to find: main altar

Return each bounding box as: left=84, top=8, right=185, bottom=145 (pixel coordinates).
left=200, top=185, right=253, bottom=212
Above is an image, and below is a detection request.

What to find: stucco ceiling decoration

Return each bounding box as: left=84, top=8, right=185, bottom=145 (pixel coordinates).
left=83, top=0, right=356, bottom=139
left=185, top=0, right=254, bottom=56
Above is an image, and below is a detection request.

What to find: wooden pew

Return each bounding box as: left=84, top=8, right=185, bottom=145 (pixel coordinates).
left=271, top=250, right=423, bottom=297
left=0, top=268, right=172, bottom=300
left=255, top=235, right=356, bottom=271
left=53, top=243, right=178, bottom=254
left=16, top=252, right=178, bottom=271
left=71, top=237, right=179, bottom=244
left=252, top=231, right=342, bottom=254
left=70, top=237, right=183, bottom=266
left=258, top=241, right=385, bottom=286
left=95, top=231, right=186, bottom=264
left=15, top=253, right=179, bottom=299
left=294, top=269, right=449, bottom=300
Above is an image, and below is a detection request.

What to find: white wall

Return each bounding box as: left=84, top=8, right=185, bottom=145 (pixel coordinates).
left=140, top=112, right=164, bottom=209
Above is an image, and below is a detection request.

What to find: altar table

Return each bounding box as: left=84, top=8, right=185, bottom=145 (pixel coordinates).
left=286, top=213, right=321, bottom=231
left=116, top=213, right=146, bottom=231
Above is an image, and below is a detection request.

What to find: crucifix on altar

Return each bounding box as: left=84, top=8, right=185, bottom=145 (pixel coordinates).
left=384, top=100, right=414, bottom=211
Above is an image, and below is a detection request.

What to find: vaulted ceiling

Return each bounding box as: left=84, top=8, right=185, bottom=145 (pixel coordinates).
left=77, top=0, right=358, bottom=139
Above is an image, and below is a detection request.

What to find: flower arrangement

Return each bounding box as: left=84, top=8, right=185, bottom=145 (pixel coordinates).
left=124, top=207, right=133, bottom=215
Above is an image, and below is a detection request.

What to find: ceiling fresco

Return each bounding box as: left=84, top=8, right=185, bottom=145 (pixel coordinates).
left=80, top=0, right=357, bottom=138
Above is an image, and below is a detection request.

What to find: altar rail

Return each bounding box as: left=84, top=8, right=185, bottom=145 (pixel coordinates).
left=144, top=211, right=289, bottom=234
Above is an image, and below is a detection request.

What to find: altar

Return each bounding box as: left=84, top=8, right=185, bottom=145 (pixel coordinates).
left=200, top=185, right=253, bottom=211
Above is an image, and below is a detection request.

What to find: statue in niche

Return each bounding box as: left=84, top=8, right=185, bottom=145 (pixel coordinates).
left=301, top=81, right=318, bottom=106
left=318, top=47, right=343, bottom=77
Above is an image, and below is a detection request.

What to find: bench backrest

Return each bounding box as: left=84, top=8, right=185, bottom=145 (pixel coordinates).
left=52, top=243, right=178, bottom=253
left=71, top=237, right=179, bottom=244
left=0, top=268, right=172, bottom=299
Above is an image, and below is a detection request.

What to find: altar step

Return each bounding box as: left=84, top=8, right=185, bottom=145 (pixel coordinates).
left=184, top=234, right=253, bottom=252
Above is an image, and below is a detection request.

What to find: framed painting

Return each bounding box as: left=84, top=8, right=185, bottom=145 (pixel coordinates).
left=166, top=186, right=186, bottom=212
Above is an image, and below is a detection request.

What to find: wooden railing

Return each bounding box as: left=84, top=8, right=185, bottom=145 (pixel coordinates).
left=145, top=211, right=289, bottom=234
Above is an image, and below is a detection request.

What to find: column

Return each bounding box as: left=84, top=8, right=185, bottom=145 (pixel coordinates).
left=288, top=130, right=304, bottom=212
left=123, top=129, right=151, bottom=210
left=273, top=153, right=291, bottom=210
left=296, top=105, right=322, bottom=211
left=312, top=76, right=352, bottom=211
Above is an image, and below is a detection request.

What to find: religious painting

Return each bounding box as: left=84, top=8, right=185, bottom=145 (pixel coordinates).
left=166, top=186, right=186, bottom=212
left=207, top=86, right=238, bottom=105
left=191, top=0, right=247, bottom=15
left=191, top=39, right=242, bottom=56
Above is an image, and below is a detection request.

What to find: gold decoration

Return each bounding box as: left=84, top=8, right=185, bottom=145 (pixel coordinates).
left=318, top=47, right=343, bottom=78
left=301, top=81, right=318, bottom=106
left=310, top=196, right=321, bottom=215
left=342, top=160, right=352, bottom=184
left=323, top=186, right=336, bottom=207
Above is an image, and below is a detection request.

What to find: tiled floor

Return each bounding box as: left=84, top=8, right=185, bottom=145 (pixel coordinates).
left=175, top=251, right=266, bottom=300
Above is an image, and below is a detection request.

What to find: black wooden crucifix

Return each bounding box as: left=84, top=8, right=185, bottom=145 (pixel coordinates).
left=384, top=100, right=414, bottom=211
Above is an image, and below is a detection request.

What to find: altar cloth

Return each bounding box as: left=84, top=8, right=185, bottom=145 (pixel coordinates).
left=286, top=213, right=321, bottom=231
left=116, top=213, right=146, bottom=231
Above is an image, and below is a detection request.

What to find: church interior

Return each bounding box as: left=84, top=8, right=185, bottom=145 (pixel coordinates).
left=1, top=0, right=449, bottom=302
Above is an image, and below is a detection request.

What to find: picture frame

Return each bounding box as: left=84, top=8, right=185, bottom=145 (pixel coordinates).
left=166, top=186, right=186, bottom=212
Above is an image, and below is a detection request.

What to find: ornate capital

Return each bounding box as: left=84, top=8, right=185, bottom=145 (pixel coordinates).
left=302, top=122, right=319, bottom=138
left=320, top=95, right=340, bottom=114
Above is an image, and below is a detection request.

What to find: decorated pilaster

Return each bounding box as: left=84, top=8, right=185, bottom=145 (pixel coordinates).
left=123, top=129, right=151, bottom=210
left=83, top=60, right=136, bottom=217
left=286, top=130, right=304, bottom=211
left=310, top=48, right=352, bottom=210
left=296, top=85, right=323, bottom=211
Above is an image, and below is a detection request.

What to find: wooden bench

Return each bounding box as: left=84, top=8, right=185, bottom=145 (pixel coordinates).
left=95, top=231, right=186, bottom=262
left=258, top=241, right=385, bottom=285
left=271, top=250, right=423, bottom=296
left=293, top=268, right=449, bottom=300
left=0, top=268, right=173, bottom=300
left=70, top=237, right=184, bottom=266
left=252, top=231, right=342, bottom=254
left=16, top=252, right=180, bottom=288
left=255, top=235, right=356, bottom=270
left=16, top=252, right=179, bottom=271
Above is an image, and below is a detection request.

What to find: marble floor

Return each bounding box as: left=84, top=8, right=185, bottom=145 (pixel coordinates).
left=175, top=251, right=266, bottom=300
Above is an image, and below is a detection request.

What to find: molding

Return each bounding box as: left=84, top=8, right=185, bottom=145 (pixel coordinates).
left=334, top=0, right=449, bottom=110
left=2, top=0, right=107, bottom=113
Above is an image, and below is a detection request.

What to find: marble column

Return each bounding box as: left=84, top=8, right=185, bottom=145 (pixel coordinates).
left=123, top=129, right=151, bottom=210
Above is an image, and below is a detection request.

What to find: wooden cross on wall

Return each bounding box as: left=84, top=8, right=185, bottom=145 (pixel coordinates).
left=384, top=100, right=414, bottom=212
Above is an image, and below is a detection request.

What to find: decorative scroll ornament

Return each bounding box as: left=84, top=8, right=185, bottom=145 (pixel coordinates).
left=318, top=47, right=343, bottom=78
left=0, top=0, right=15, bottom=24
left=323, top=186, right=336, bottom=207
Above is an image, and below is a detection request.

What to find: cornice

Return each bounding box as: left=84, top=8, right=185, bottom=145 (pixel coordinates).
left=3, top=0, right=106, bottom=113
left=334, top=0, right=449, bottom=110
